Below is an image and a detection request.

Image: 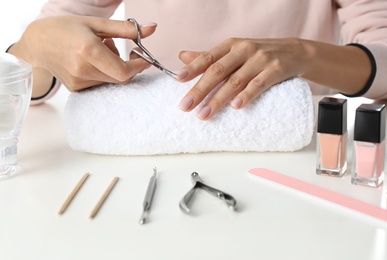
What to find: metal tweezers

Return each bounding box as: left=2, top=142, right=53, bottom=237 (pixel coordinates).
left=179, top=172, right=237, bottom=214
left=127, top=18, right=177, bottom=78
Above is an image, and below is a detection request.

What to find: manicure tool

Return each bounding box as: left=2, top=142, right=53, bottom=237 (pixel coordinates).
left=89, top=176, right=119, bottom=219
left=58, top=172, right=90, bottom=215
left=249, top=168, right=387, bottom=224
left=127, top=18, right=177, bottom=78
left=139, top=167, right=158, bottom=225
left=179, top=172, right=237, bottom=214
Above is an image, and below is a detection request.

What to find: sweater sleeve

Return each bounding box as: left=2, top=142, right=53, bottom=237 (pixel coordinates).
left=337, top=0, right=387, bottom=99
left=38, top=0, right=122, bottom=19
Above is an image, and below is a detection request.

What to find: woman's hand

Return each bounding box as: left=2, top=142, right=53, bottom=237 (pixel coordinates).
left=176, top=37, right=372, bottom=120
left=9, top=16, right=157, bottom=96
left=176, top=38, right=308, bottom=120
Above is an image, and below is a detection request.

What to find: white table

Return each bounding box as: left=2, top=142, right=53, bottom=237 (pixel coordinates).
left=1, top=88, right=386, bottom=260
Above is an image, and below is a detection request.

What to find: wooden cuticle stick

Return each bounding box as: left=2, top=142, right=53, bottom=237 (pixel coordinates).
left=89, top=176, right=119, bottom=219
left=58, top=172, right=91, bottom=215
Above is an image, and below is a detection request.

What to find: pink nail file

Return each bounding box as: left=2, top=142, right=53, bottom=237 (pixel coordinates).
left=249, top=168, right=387, bottom=223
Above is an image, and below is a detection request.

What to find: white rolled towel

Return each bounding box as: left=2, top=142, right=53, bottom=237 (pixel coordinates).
left=64, top=73, right=314, bottom=155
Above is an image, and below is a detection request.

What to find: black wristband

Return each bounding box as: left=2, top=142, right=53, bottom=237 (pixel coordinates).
left=5, top=43, right=15, bottom=53
left=31, top=77, right=57, bottom=101
left=340, top=43, right=377, bottom=97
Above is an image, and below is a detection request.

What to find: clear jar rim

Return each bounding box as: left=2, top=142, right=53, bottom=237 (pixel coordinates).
left=0, top=53, right=32, bottom=85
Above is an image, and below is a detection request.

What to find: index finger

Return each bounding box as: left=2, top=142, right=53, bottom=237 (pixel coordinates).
left=83, top=17, right=157, bottom=40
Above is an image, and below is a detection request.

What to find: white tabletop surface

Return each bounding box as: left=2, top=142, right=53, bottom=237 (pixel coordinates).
left=1, top=87, right=387, bottom=260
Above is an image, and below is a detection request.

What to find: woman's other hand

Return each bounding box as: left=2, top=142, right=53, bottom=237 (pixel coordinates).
left=176, top=38, right=307, bottom=120
left=177, top=37, right=371, bottom=120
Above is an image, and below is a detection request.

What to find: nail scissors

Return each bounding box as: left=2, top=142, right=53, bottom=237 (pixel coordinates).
left=179, top=172, right=237, bottom=214
left=127, top=18, right=177, bottom=78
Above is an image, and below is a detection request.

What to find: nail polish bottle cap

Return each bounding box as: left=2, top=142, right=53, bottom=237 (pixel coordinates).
left=317, top=97, right=347, bottom=135
left=354, top=103, right=386, bottom=143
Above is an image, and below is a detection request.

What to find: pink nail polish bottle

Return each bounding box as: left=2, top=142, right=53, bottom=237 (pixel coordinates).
left=351, top=104, right=386, bottom=188
left=316, top=97, right=348, bottom=177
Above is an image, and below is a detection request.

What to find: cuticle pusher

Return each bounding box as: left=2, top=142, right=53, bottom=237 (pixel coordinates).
left=139, top=167, right=158, bottom=225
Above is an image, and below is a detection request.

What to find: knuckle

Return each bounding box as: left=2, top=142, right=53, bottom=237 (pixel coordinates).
left=227, top=74, right=244, bottom=90
left=208, top=98, right=222, bottom=109
left=199, top=51, right=215, bottom=65
left=242, top=90, right=254, bottom=102
left=257, top=51, right=271, bottom=64
left=236, top=40, right=256, bottom=53
left=189, top=86, right=206, bottom=99
left=271, top=58, right=285, bottom=74
left=208, top=63, right=225, bottom=76
left=77, top=40, right=94, bottom=57
left=251, top=77, right=267, bottom=90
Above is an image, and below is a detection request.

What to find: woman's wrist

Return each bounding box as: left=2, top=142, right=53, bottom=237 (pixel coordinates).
left=6, top=41, right=59, bottom=103
left=297, top=39, right=371, bottom=95
left=340, top=43, right=376, bottom=97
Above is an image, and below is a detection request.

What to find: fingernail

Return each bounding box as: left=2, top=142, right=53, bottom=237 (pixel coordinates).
left=140, top=22, right=157, bottom=28
left=179, top=96, right=194, bottom=111
left=198, top=105, right=212, bottom=120
left=174, top=70, right=189, bottom=80
left=231, top=97, right=243, bottom=109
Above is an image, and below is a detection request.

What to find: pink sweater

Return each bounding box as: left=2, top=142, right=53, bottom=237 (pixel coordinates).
left=39, top=0, right=387, bottom=97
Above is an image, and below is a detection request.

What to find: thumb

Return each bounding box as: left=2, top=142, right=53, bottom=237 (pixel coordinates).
left=87, top=17, right=157, bottom=40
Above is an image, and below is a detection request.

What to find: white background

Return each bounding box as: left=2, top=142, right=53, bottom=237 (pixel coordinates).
left=0, top=0, right=47, bottom=52
left=0, top=0, right=125, bottom=59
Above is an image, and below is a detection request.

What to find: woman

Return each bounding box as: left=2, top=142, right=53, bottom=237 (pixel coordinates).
left=7, top=0, right=387, bottom=120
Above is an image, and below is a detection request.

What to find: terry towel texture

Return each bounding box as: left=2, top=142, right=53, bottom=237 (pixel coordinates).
left=64, top=73, right=314, bottom=155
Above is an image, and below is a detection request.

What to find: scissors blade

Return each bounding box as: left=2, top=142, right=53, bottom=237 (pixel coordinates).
left=127, top=18, right=177, bottom=79
left=132, top=50, right=177, bottom=78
